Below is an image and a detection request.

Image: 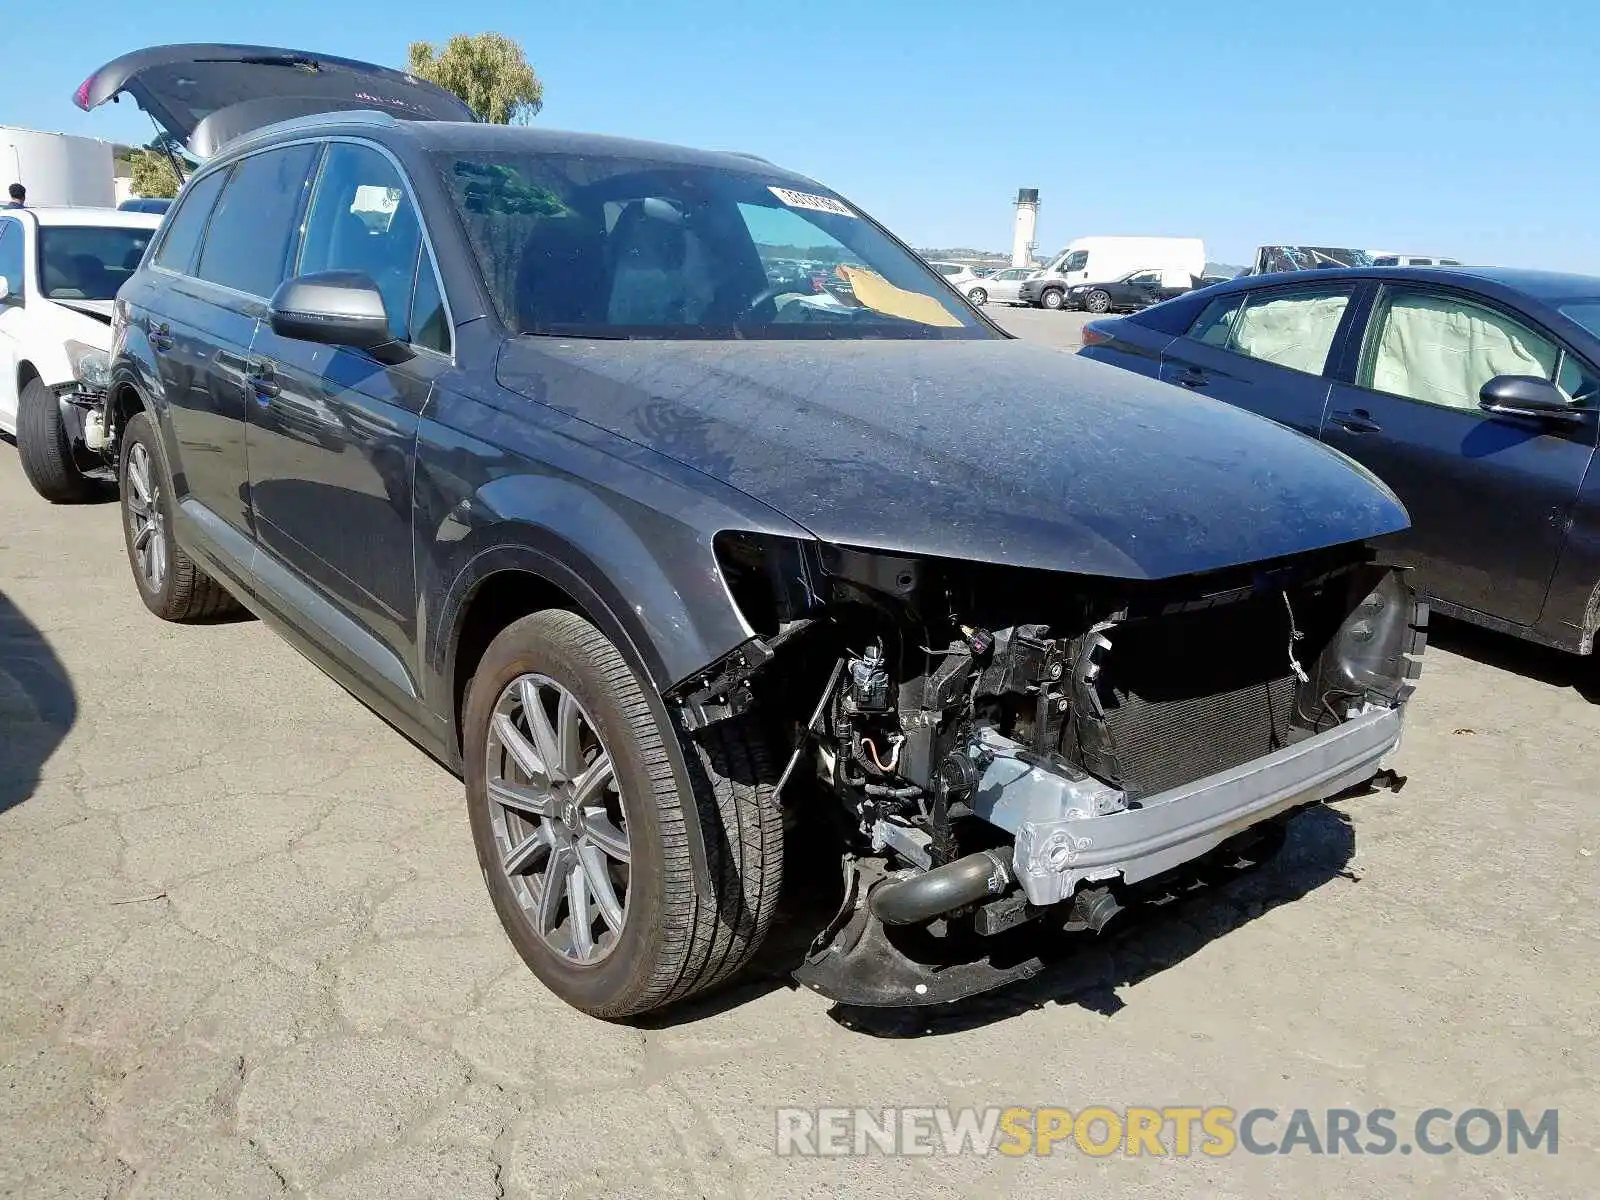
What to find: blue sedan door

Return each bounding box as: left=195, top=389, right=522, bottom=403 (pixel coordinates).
left=1320, top=283, right=1599, bottom=627
left=1157, top=281, right=1361, bottom=436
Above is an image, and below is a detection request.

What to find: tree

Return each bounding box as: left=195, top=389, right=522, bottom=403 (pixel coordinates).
left=407, top=33, right=543, bottom=125
left=129, top=149, right=181, bottom=199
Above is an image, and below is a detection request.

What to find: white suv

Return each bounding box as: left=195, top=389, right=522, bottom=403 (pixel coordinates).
left=0, top=206, right=162, bottom=501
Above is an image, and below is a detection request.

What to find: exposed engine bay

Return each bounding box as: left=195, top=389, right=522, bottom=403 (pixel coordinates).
left=672, top=533, right=1426, bottom=1006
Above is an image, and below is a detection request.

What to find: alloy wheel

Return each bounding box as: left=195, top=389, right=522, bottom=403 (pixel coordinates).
left=125, top=442, right=167, bottom=592
left=485, top=673, right=631, bottom=964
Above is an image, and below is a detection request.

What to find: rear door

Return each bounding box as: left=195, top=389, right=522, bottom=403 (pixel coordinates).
left=144, top=143, right=318, bottom=541
left=1320, top=283, right=1600, bottom=626
left=1157, top=280, right=1360, bottom=436
left=245, top=139, right=452, bottom=707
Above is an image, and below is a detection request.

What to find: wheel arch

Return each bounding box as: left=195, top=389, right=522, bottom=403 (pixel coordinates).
left=439, top=543, right=724, bottom=901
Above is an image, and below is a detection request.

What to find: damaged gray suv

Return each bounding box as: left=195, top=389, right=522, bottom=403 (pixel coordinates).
left=82, top=45, right=1425, bottom=1018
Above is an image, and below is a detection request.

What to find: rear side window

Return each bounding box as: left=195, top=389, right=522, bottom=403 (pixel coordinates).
left=153, top=169, right=227, bottom=274
left=1188, top=285, right=1352, bottom=375
left=195, top=144, right=318, bottom=297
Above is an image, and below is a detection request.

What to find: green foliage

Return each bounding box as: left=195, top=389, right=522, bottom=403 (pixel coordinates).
left=129, top=149, right=181, bottom=199
left=408, top=33, right=544, bottom=125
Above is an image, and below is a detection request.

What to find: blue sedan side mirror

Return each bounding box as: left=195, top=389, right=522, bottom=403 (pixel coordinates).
left=1478, top=375, right=1584, bottom=423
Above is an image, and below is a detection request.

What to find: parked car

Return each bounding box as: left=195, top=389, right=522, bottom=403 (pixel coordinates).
left=0, top=205, right=161, bottom=500
left=926, top=259, right=982, bottom=293
left=1066, top=268, right=1196, bottom=313
left=1022, top=237, right=1206, bottom=309
left=81, top=43, right=1424, bottom=1019
left=1080, top=266, right=1600, bottom=654
left=118, top=197, right=172, bottom=214
left=966, top=265, right=1034, bottom=306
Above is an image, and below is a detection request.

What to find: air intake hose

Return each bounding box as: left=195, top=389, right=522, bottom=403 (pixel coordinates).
left=869, top=849, right=1014, bottom=925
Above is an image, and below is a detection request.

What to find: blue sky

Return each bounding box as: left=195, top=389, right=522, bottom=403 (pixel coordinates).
left=3, top=0, right=1595, bottom=271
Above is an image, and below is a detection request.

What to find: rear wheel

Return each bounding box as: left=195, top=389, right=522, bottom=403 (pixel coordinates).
left=967, top=287, right=988, bottom=306
left=17, top=377, right=99, bottom=504
left=1040, top=288, right=1064, bottom=310
left=119, top=412, right=240, bottom=621
left=463, top=610, right=783, bottom=1019
left=1085, top=290, right=1112, bottom=314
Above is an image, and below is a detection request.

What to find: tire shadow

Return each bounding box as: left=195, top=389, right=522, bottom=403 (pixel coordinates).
left=0, top=589, right=77, bottom=815
left=1426, top=614, right=1600, bottom=702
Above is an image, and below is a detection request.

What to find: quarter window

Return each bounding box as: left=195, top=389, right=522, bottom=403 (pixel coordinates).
left=195, top=144, right=318, bottom=297
left=408, top=246, right=450, bottom=354
left=153, top=168, right=227, bottom=274
left=1187, top=294, right=1244, bottom=347
left=298, top=143, right=424, bottom=340
left=1360, top=288, right=1561, bottom=412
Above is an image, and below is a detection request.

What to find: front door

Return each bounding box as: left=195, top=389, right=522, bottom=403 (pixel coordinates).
left=1321, top=284, right=1599, bottom=626
left=246, top=140, right=453, bottom=702
left=1158, top=280, right=1359, bottom=436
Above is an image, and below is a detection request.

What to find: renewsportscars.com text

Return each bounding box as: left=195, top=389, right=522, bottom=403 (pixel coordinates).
left=775, top=1106, right=1558, bottom=1158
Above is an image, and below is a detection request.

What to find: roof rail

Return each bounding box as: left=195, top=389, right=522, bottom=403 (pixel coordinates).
left=203, top=107, right=405, bottom=156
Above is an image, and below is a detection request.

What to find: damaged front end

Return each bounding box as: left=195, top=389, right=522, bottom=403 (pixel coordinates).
left=669, top=533, right=1426, bottom=1007
left=50, top=339, right=119, bottom=477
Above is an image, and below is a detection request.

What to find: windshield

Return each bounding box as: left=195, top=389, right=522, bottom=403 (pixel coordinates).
left=37, top=226, right=152, bottom=300
left=1557, top=299, right=1600, bottom=341
left=435, top=151, right=990, bottom=340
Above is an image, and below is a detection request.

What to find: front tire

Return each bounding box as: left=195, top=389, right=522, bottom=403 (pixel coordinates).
left=17, top=377, right=99, bottom=504
left=967, top=287, right=988, bottom=306
left=1040, top=288, right=1064, bottom=310
left=119, top=412, right=240, bottom=621
left=1085, top=290, right=1112, bottom=314
left=464, top=610, right=783, bottom=1019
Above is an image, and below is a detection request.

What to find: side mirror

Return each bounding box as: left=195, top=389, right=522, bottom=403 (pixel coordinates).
left=267, top=271, right=411, bottom=364
left=1478, top=374, right=1582, bottom=424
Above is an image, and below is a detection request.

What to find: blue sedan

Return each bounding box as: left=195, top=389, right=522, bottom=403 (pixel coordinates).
left=1080, top=266, right=1600, bottom=654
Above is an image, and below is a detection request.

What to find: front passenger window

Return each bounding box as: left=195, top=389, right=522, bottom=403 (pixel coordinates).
left=1360, top=288, right=1560, bottom=411
left=298, top=143, right=423, bottom=341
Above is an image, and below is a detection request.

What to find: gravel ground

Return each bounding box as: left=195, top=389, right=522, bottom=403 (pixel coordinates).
left=1, top=313, right=1595, bottom=1196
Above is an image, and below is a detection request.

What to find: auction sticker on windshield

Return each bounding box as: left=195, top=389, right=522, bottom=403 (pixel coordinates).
left=768, top=186, right=856, bottom=218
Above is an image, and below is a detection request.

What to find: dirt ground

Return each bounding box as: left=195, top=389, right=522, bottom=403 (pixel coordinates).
left=1, top=318, right=1595, bottom=1196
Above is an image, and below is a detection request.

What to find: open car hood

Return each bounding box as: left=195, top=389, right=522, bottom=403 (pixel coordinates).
left=75, top=44, right=476, bottom=158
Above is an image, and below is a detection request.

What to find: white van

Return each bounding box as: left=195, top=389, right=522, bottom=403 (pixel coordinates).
left=1020, top=236, right=1205, bottom=309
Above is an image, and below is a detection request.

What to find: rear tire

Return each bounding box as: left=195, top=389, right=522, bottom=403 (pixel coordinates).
left=967, top=287, right=988, bottom=306
left=17, top=377, right=99, bottom=504
left=1040, top=288, right=1064, bottom=310
left=118, top=412, right=240, bottom=621
left=1085, top=290, right=1112, bottom=314
left=464, top=610, right=783, bottom=1019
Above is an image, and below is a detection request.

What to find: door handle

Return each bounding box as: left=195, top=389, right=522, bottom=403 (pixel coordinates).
left=1174, top=367, right=1208, bottom=389
left=1329, top=408, right=1382, bottom=434
left=245, top=358, right=280, bottom=399
left=149, top=323, right=173, bottom=352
